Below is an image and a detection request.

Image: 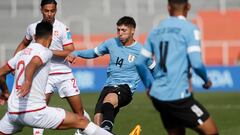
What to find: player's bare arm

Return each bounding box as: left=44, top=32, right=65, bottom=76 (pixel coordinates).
left=18, top=56, right=43, bottom=97
left=0, top=65, right=13, bottom=105
left=14, top=37, right=31, bottom=55
left=65, top=54, right=76, bottom=63
left=52, top=43, right=74, bottom=58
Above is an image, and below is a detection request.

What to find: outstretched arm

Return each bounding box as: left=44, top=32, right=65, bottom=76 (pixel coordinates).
left=72, top=49, right=98, bottom=59
left=52, top=43, right=74, bottom=58
left=65, top=49, right=99, bottom=63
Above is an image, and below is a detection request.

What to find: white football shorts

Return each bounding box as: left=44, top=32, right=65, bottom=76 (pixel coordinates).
left=45, top=73, right=80, bottom=98
left=0, top=106, right=65, bottom=134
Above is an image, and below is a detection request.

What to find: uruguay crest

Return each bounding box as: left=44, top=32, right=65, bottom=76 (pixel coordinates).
left=128, top=54, right=135, bottom=62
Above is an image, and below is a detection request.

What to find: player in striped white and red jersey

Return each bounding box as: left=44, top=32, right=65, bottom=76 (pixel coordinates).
left=0, top=21, right=112, bottom=135
left=14, top=0, right=89, bottom=135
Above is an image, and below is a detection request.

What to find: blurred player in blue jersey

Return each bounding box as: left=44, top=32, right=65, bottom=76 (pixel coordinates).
left=135, top=0, right=219, bottom=135
left=66, top=16, right=155, bottom=133
left=0, top=76, right=9, bottom=105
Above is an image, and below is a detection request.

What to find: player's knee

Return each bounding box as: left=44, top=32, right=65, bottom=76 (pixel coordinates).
left=103, top=93, right=118, bottom=106
left=101, top=102, right=114, bottom=113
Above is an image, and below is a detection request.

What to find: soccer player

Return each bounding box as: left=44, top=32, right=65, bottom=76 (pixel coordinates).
left=135, top=0, right=219, bottom=135
left=0, top=21, right=112, bottom=135
left=0, top=76, right=9, bottom=105
left=14, top=0, right=89, bottom=134
left=66, top=16, right=155, bottom=133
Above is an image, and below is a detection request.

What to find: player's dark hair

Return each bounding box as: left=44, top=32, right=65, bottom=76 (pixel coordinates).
left=35, top=21, right=53, bottom=39
left=116, top=16, right=136, bottom=28
left=41, top=0, right=57, bottom=7
left=168, top=0, right=188, bottom=4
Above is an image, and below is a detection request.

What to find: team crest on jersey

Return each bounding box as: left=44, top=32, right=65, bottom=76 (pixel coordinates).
left=128, top=54, right=135, bottom=62
left=54, top=30, right=59, bottom=36
left=66, top=28, right=72, bottom=40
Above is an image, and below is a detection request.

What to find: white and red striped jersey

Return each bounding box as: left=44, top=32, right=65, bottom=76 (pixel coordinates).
left=7, top=43, right=52, bottom=114
left=25, top=19, right=73, bottom=75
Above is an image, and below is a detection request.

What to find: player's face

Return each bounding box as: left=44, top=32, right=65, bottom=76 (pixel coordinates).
left=117, top=25, right=135, bottom=45
left=41, top=4, right=57, bottom=24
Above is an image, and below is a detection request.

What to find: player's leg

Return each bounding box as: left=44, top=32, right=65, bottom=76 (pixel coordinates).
left=33, top=80, right=55, bottom=135
left=100, top=84, right=132, bottom=132
left=58, top=76, right=91, bottom=135
left=58, top=110, right=113, bottom=135
left=100, top=92, right=118, bottom=132
left=66, top=95, right=84, bottom=116
left=0, top=113, right=24, bottom=135
left=167, top=128, right=186, bottom=135
left=194, top=116, right=218, bottom=135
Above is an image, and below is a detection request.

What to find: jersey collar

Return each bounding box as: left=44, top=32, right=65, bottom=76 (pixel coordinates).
left=177, top=15, right=187, bottom=20
left=125, top=41, right=137, bottom=48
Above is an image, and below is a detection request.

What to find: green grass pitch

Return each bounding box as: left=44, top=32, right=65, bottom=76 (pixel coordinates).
left=0, top=92, right=240, bottom=135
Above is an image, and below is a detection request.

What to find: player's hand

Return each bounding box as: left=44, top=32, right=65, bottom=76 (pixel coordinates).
left=18, top=81, right=31, bottom=97
left=202, top=80, right=212, bottom=89
left=65, top=55, right=76, bottom=64
left=0, top=91, right=9, bottom=106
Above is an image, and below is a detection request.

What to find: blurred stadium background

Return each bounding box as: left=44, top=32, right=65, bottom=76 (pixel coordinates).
left=0, top=0, right=240, bottom=134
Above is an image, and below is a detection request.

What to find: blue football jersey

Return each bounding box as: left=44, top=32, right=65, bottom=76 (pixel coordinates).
left=137, top=16, right=208, bottom=101
left=73, top=38, right=155, bottom=93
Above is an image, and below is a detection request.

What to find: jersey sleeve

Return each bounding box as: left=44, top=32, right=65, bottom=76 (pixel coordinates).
left=186, top=26, right=201, bottom=54
left=62, top=26, right=73, bottom=46
left=141, top=32, right=154, bottom=59
left=7, top=52, right=21, bottom=70
left=37, top=49, right=53, bottom=64
left=186, top=26, right=208, bottom=83
left=25, top=24, right=33, bottom=41
left=94, top=40, right=110, bottom=56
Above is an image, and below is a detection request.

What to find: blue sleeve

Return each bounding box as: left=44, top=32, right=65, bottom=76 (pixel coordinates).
left=135, top=55, right=153, bottom=89
left=188, top=53, right=208, bottom=83
left=186, top=26, right=208, bottom=83
left=135, top=34, right=155, bottom=89
left=71, top=49, right=98, bottom=59
left=71, top=39, right=111, bottom=59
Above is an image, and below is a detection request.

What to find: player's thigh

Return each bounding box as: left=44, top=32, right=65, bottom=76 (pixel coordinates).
left=57, top=111, right=88, bottom=129
left=116, top=84, right=132, bottom=108
left=195, top=116, right=218, bottom=135
left=0, top=113, right=23, bottom=134
left=103, top=92, right=118, bottom=107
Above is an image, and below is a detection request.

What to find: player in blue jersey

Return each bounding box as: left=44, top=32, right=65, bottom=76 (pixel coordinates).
left=135, top=0, right=219, bottom=135
left=66, top=16, right=155, bottom=133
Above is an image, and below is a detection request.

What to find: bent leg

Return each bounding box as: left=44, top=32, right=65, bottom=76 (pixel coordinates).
left=195, top=116, right=219, bottom=135
left=66, top=95, right=84, bottom=116
left=58, top=111, right=113, bottom=135
left=167, top=128, right=185, bottom=135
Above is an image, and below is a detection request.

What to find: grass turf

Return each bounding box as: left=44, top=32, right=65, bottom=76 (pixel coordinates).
left=0, top=92, right=239, bottom=135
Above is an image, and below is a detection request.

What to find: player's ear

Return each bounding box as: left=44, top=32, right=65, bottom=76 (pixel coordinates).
left=131, top=27, right=135, bottom=35
left=186, top=3, right=191, bottom=11
left=167, top=4, right=171, bottom=13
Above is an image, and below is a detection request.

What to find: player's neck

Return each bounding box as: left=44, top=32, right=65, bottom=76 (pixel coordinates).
left=36, top=39, right=50, bottom=48
left=170, top=12, right=187, bottom=18
left=123, top=38, right=135, bottom=46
